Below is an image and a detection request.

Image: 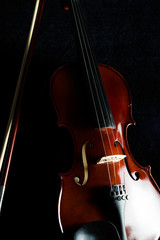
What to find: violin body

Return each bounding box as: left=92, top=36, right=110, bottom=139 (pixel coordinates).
left=51, top=63, right=160, bottom=240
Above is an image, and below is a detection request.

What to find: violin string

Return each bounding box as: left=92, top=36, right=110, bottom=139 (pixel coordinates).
left=74, top=0, right=124, bottom=185
left=76, top=0, right=120, bottom=178
left=75, top=1, right=118, bottom=182
left=72, top=0, right=117, bottom=187
left=74, top=0, right=119, bottom=186
left=94, top=8, right=124, bottom=181
left=97, top=3, right=125, bottom=182
left=71, top=0, right=113, bottom=186
left=77, top=0, right=123, bottom=171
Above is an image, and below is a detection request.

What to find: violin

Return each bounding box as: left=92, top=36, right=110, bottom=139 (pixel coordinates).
left=50, top=0, right=160, bottom=239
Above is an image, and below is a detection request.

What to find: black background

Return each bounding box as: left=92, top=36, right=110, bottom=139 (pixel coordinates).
left=1, top=0, right=160, bottom=238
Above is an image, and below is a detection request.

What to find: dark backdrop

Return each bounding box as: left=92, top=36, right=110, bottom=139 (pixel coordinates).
left=1, top=0, right=160, bottom=238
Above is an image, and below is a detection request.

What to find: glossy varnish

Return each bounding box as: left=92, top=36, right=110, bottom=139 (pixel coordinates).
left=51, top=63, right=160, bottom=239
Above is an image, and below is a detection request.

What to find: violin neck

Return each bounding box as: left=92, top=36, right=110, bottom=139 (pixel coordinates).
left=69, top=0, right=115, bottom=128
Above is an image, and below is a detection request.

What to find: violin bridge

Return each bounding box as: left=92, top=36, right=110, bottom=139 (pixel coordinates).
left=97, top=155, right=126, bottom=164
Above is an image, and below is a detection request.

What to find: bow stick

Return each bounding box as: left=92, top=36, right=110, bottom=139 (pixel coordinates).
left=0, top=0, right=45, bottom=212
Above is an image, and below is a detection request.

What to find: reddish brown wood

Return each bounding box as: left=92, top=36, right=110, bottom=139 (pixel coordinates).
left=51, top=63, right=160, bottom=239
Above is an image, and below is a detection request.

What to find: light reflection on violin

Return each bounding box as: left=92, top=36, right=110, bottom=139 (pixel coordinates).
left=50, top=0, right=160, bottom=239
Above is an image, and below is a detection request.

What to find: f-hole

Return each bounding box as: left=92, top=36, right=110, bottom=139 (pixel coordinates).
left=114, top=140, right=139, bottom=181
